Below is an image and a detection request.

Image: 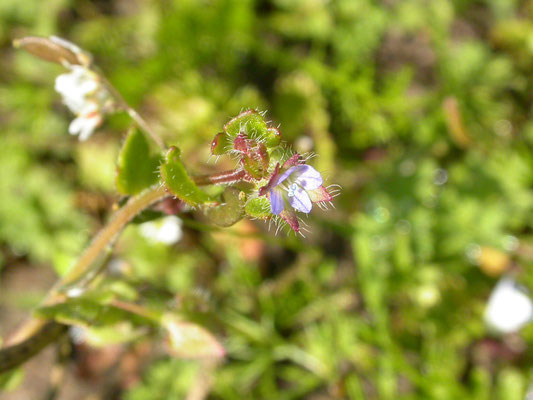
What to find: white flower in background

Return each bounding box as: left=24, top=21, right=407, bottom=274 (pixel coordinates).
left=54, top=65, right=112, bottom=140
left=139, top=216, right=183, bottom=245
left=67, top=101, right=103, bottom=141
left=69, top=325, right=87, bottom=345
left=55, top=66, right=98, bottom=112
left=484, top=277, right=533, bottom=334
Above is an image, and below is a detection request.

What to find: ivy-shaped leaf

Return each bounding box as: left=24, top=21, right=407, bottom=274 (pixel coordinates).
left=160, top=146, right=213, bottom=206
left=116, top=128, right=162, bottom=195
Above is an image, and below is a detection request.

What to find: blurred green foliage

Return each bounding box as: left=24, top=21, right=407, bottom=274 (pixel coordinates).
left=3, top=0, right=533, bottom=399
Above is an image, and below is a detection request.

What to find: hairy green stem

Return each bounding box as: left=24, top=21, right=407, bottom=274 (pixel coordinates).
left=193, top=169, right=246, bottom=186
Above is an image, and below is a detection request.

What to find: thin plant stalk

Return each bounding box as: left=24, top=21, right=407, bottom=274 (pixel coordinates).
left=0, top=169, right=245, bottom=373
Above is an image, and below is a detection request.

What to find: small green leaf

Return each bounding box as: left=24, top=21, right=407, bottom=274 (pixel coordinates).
left=116, top=128, right=162, bottom=195
left=245, top=197, right=271, bottom=219
left=205, top=187, right=245, bottom=227
left=160, top=146, right=213, bottom=206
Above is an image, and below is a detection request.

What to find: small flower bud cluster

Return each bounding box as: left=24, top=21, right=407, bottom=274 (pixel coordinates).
left=14, top=36, right=114, bottom=141
left=55, top=65, right=113, bottom=140
left=211, top=110, right=339, bottom=233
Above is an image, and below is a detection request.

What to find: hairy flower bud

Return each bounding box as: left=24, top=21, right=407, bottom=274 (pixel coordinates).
left=210, top=109, right=281, bottom=158
left=209, top=110, right=339, bottom=234
left=13, top=36, right=92, bottom=67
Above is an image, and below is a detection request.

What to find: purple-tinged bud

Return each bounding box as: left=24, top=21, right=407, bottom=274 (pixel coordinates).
left=233, top=132, right=248, bottom=153
left=241, top=142, right=269, bottom=180
left=282, top=153, right=304, bottom=169
left=211, top=110, right=282, bottom=158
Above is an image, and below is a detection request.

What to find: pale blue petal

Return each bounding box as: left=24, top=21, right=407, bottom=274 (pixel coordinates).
left=270, top=189, right=284, bottom=215
left=288, top=186, right=312, bottom=213
left=294, top=165, right=323, bottom=190
left=275, top=166, right=299, bottom=186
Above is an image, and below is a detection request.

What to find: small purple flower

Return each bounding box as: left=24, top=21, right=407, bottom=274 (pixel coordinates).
left=269, top=165, right=323, bottom=215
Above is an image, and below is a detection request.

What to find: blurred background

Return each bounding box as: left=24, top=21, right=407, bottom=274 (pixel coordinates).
left=2, top=0, right=533, bottom=399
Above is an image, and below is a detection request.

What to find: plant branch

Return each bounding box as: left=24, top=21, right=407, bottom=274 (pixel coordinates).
left=126, top=107, right=166, bottom=150
left=0, top=321, right=67, bottom=373
left=193, top=169, right=246, bottom=186
left=98, top=72, right=166, bottom=150
left=0, top=169, right=247, bottom=373
left=3, top=185, right=169, bottom=349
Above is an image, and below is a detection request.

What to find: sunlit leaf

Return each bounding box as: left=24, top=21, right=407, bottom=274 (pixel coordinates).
left=116, top=128, right=162, bottom=195
left=160, top=146, right=213, bottom=206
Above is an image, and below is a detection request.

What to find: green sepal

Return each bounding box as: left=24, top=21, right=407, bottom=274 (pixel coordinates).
left=116, top=128, right=162, bottom=195
left=245, top=197, right=271, bottom=219
left=242, top=142, right=269, bottom=179
left=160, top=146, right=213, bottom=206
left=211, top=132, right=231, bottom=155
left=205, top=187, right=245, bottom=227
left=223, top=109, right=268, bottom=140
left=265, top=127, right=282, bottom=148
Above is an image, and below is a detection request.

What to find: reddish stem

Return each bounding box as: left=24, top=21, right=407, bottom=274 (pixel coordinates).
left=193, top=169, right=246, bottom=186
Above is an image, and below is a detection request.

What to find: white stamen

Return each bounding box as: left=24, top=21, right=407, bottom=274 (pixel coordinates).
left=287, top=183, right=298, bottom=197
